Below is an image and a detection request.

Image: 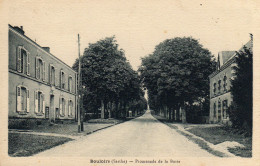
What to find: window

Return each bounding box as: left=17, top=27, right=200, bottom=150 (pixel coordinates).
left=49, top=65, right=55, bottom=85
left=213, top=83, right=216, bottom=95
left=35, top=91, right=45, bottom=114
left=17, top=46, right=30, bottom=75
left=60, top=70, right=65, bottom=89
left=218, top=100, right=221, bottom=120
left=222, top=100, right=228, bottom=119
left=68, top=100, right=73, bottom=116
left=218, top=80, right=221, bottom=93
left=17, top=86, right=29, bottom=113
left=213, top=103, right=216, bottom=117
left=223, top=76, right=227, bottom=91
left=36, top=57, right=45, bottom=81
left=59, top=97, right=66, bottom=116
left=68, top=76, right=72, bottom=92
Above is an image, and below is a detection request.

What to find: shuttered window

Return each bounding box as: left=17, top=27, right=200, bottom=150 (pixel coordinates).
left=17, top=46, right=22, bottom=72
left=222, top=100, right=228, bottom=119
left=68, top=100, right=73, bottom=116
left=59, top=97, right=66, bottom=116
left=60, top=70, right=65, bottom=89
left=68, top=76, right=72, bottom=92
left=213, top=103, right=216, bottom=117
left=35, top=57, right=45, bottom=81
left=35, top=91, right=45, bottom=114
left=17, top=46, right=30, bottom=75
left=49, top=65, right=55, bottom=86
left=16, top=86, right=29, bottom=113
left=223, top=76, right=227, bottom=91
left=213, top=83, right=216, bottom=95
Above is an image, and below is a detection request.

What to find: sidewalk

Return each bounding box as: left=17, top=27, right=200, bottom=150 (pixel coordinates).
left=8, top=119, right=125, bottom=157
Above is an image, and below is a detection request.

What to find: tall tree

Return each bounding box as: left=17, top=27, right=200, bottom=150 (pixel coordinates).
left=230, top=46, right=253, bottom=133
left=140, top=37, right=216, bottom=122
left=73, top=36, right=146, bottom=119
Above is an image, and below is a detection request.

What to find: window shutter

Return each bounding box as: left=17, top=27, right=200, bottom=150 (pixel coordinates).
left=53, top=68, right=57, bottom=86
left=17, top=47, right=22, bottom=72
left=60, top=70, right=63, bottom=88
left=64, top=99, right=66, bottom=116
left=43, top=61, right=46, bottom=81
left=67, top=100, right=70, bottom=116
left=69, top=100, right=72, bottom=115
left=35, top=57, right=39, bottom=79
left=68, top=77, right=70, bottom=92
left=27, top=52, right=30, bottom=76
left=17, top=86, right=21, bottom=112
left=42, top=93, right=45, bottom=114
left=59, top=98, right=62, bottom=115
left=35, top=91, right=38, bottom=113
left=49, top=64, right=51, bottom=83
left=26, top=89, right=30, bottom=112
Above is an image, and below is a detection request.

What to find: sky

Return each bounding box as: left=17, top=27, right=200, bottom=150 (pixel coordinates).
left=5, top=0, right=257, bottom=70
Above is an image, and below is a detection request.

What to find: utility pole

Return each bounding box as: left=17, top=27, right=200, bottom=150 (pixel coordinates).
left=77, top=34, right=82, bottom=133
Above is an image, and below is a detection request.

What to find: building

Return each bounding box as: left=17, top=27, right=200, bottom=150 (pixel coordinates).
left=209, top=37, right=252, bottom=124
left=8, top=25, right=77, bottom=126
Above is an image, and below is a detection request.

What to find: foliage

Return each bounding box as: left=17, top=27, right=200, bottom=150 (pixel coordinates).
left=139, top=37, right=216, bottom=121
left=73, top=36, right=146, bottom=118
left=229, top=46, right=253, bottom=134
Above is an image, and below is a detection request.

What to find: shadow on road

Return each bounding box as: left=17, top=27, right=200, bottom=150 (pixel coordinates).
left=131, top=117, right=159, bottom=123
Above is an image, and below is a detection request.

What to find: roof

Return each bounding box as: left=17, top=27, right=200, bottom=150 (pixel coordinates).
left=220, top=51, right=236, bottom=65
left=209, top=38, right=253, bottom=78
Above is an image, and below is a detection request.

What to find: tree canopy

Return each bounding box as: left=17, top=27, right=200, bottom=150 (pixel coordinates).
left=229, top=46, right=253, bottom=133
left=73, top=36, right=146, bottom=119
left=139, top=37, right=216, bottom=121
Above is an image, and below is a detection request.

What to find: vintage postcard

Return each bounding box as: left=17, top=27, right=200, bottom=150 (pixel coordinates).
left=0, top=0, right=259, bottom=165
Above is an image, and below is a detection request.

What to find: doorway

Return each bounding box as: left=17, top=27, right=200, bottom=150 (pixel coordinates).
left=50, top=95, right=55, bottom=122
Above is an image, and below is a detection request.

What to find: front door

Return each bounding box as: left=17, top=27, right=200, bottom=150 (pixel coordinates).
left=50, top=95, right=55, bottom=122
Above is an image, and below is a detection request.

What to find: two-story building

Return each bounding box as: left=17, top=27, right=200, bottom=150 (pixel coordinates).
left=8, top=25, right=77, bottom=126
left=209, top=38, right=252, bottom=124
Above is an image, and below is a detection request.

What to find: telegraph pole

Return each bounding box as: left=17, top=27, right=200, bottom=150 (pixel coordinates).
left=77, top=34, right=81, bottom=133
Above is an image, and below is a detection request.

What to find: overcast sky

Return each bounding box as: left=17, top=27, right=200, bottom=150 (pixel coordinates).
left=7, top=0, right=256, bottom=70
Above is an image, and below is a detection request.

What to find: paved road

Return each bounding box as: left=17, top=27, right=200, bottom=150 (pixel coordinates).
left=35, top=110, right=213, bottom=157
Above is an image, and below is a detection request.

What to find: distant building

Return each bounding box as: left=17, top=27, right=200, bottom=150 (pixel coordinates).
left=209, top=38, right=252, bottom=124
left=8, top=25, right=77, bottom=125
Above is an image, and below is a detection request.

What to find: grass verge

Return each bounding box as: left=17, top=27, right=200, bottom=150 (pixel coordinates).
left=188, top=127, right=252, bottom=157
left=165, top=123, right=228, bottom=157
left=8, top=133, right=73, bottom=157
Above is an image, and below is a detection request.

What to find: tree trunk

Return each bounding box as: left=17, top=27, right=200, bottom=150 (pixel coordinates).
left=115, top=101, right=119, bottom=118
left=181, top=105, right=187, bottom=123
left=101, top=100, right=105, bottom=119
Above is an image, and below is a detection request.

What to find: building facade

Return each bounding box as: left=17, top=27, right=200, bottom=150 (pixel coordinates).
left=8, top=25, right=77, bottom=124
left=209, top=39, right=252, bottom=124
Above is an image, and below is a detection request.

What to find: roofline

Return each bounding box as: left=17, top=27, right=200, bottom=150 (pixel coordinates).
left=209, top=56, right=236, bottom=78
left=209, top=39, right=252, bottom=79
left=8, top=24, right=77, bottom=74
left=224, top=40, right=252, bottom=64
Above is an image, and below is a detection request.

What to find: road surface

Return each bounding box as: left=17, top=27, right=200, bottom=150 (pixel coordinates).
left=35, top=110, right=213, bottom=157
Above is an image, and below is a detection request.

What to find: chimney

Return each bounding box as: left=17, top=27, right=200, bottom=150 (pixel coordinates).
left=13, top=26, right=25, bottom=35
left=42, top=47, right=50, bottom=53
